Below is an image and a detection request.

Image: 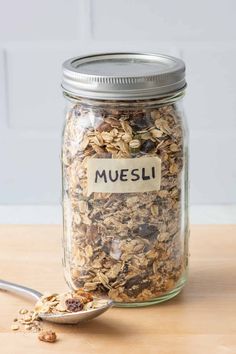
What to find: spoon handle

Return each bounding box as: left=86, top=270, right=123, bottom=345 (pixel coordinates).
left=0, top=279, right=42, bottom=302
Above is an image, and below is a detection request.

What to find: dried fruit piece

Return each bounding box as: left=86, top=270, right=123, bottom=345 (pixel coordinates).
left=140, top=139, right=156, bottom=153
left=65, top=299, right=83, bottom=312
left=137, top=224, right=158, bottom=239
left=97, top=122, right=112, bottom=132
left=65, top=298, right=83, bottom=312
left=131, top=113, right=153, bottom=131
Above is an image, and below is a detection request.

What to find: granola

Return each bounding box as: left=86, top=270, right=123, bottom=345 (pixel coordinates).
left=62, top=100, right=188, bottom=304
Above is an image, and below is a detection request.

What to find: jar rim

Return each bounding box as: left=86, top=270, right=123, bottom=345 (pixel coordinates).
left=62, top=52, right=186, bottom=100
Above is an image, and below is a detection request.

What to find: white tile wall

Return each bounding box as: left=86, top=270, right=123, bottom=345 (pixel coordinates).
left=183, top=44, right=236, bottom=131
left=90, top=0, right=236, bottom=41
left=6, top=47, right=64, bottom=130
left=0, top=0, right=236, bottom=205
left=0, top=0, right=80, bottom=41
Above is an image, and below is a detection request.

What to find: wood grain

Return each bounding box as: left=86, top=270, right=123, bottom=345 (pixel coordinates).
left=0, top=225, right=235, bottom=354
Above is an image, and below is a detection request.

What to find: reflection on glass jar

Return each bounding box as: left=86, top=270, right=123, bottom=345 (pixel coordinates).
left=61, top=53, right=189, bottom=307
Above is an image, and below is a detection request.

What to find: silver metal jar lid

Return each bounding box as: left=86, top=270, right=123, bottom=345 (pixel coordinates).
left=62, top=52, right=186, bottom=100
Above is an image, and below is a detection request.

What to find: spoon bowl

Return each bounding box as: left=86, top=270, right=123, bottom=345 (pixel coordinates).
left=40, top=301, right=113, bottom=324
left=0, top=279, right=113, bottom=324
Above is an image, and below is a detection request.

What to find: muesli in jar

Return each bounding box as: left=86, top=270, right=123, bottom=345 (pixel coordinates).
left=61, top=53, right=189, bottom=306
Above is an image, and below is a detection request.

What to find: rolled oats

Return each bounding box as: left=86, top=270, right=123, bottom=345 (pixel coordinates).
left=11, top=309, right=42, bottom=333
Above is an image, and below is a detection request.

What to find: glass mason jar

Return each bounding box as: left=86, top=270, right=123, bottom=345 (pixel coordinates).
left=61, top=53, right=189, bottom=307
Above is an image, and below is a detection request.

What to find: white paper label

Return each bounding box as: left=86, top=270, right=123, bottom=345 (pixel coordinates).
left=87, top=157, right=161, bottom=195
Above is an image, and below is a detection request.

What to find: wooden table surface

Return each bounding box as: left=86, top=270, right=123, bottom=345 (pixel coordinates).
left=0, top=225, right=235, bottom=354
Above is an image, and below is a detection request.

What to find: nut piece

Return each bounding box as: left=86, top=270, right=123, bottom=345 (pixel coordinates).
left=38, top=330, right=57, bottom=343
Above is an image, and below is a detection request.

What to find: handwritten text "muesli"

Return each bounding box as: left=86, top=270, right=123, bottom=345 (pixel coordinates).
left=87, top=157, right=161, bottom=195
left=95, top=167, right=156, bottom=183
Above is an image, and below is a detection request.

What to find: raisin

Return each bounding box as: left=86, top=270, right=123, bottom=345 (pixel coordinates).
left=140, top=139, right=156, bottom=153
left=97, top=122, right=112, bottom=132
left=138, top=224, right=158, bottom=238
left=65, top=298, right=83, bottom=312
left=131, top=112, right=153, bottom=131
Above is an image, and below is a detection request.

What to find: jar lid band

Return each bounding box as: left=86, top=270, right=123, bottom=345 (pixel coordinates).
left=62, top=52, right=186, bottom=100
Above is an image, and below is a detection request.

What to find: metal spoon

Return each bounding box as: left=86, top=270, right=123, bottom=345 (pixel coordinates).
left=0, top=279, right=113, bottom=324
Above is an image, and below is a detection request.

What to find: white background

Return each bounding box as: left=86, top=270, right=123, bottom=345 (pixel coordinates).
left=0, top=0, right=235, bottom=222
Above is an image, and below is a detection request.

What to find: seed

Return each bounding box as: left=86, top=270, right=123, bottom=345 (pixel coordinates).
left=13, top=318, right=18, bottom=322
left=129, top=139, right=141, bottom=149
left=11, top=324, right=19, bottom=331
